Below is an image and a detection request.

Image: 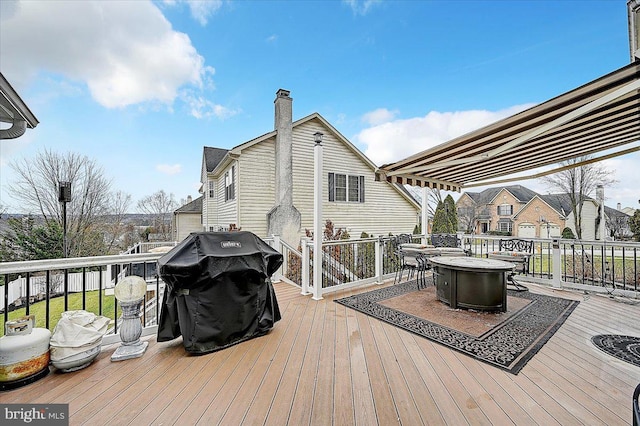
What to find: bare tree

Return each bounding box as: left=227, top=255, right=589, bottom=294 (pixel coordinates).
left=137, top=190, right=178, bottom=241
left=606, top=213, right=630, bottom=241
left=539, top=156, right=616, bottom=239
left=7, top=149, right=115, bottom=257
left=457, top=203, right=485, bottom=233
left=100, top=190, right=133, bottom=253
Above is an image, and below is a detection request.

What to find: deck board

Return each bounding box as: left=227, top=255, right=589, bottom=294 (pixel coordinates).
left=1, top=280, right=639, bottom=426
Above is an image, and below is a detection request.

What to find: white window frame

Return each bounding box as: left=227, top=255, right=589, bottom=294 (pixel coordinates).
left=497, top=204, right=513, bottom=216
left=208, top=180, right=215, bottom=198
left=498, top=221, right=513, bottom=233
left=225, top=166, right=235, bottom=202
left=328, top=173, right=364, bottom=203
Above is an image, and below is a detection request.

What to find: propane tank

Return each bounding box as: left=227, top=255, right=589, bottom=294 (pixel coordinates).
left=0, top=315, right=51, bottom=391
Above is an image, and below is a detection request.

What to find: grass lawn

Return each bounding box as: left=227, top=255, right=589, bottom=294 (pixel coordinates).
left=1, top=290, right=121, bottom=337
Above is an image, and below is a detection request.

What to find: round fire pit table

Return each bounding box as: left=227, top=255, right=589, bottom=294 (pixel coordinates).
left=428, top=257, right=516, bottom=312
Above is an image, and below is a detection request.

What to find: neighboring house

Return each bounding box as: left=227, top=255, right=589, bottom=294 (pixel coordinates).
left=178, top=89, right=420, bottom=246
left=456, top=185, right=552, bottom=237
left=457, top=185, right=631, bottom=240
left=173, top=195, right=203, bottom=242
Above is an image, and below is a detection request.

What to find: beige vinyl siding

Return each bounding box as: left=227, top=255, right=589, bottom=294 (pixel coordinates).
left=175, top=213, right=202, bottom=242
left=292, top=120, right=418, bottom=237
left=203, top=175, right=219, bottom=231
left=567, top=201, right=599, bottom=240
left=237, top=141, right=276, bottom=236
left=202, top=117, right=418, bottom=240
left=217, top=161, right=238, bottom=228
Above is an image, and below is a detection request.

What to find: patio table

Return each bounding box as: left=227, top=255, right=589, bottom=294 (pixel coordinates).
left=428, top=256, right=515, bottom=312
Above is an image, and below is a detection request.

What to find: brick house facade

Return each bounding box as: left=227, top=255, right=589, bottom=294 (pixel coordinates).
left=456, top=185, right=565, bottom=238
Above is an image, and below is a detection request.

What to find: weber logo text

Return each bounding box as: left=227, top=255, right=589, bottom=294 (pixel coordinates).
left=221, top=241, right=241, bottom=248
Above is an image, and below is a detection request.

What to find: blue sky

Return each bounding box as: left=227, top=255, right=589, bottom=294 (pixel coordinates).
left=1, top=0, right=637, bottom=212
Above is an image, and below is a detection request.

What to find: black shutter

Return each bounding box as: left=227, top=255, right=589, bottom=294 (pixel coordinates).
left=359, top=176, right=365, bottom=203
left=328, top=173, right=335, bottom=202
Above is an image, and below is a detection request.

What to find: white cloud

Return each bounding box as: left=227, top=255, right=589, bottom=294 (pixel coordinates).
left=361, top=108, right=398, bottom=126
left=266, top=34, right=278, bottom=43
left=162, top=0, right=223, bottom=25
left=601, top=152, right=640, bottom=208
left=182, top=92, right=240, bottom=119
left=156, top=163, right=182, bottom=175
left=343, top=0, right=382, bottom=16
left=356, top=104, right=534, bottom=166
left=184, top=0, right=223, bottom=25
left=0, top=1, right=212, bottom=108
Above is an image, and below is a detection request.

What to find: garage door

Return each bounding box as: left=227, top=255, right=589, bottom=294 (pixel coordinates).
left=518, top=223, right=536, bottom=238
left=540, top=223, right=562, bottom=238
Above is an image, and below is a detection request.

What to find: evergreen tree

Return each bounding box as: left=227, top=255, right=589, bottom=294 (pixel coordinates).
left=561, top=227, right=576, bottom=239
left=630, top=210, right=640, bottom=242
left=443, top=195, right=458, bottom=232
left=0, top=216, right=63, bottom=261
left=432, top=201, right=449, bottom=233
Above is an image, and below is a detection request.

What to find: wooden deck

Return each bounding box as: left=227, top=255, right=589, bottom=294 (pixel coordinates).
left=1, top=280, right=639, bottom=425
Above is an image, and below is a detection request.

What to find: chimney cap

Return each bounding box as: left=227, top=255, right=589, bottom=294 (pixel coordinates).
left=276, top=89, right=291, bottom=98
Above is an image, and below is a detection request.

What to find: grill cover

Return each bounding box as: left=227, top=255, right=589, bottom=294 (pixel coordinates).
left=157, top=231, right=282, bottom=354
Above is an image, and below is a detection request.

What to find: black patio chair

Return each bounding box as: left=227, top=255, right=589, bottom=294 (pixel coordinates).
left=415, top=253, right=432, bottom=290
left=431, top=233, right=471, bottom=256
left=394, top=248, right=419, bottom=284
left=496, top=238, right=534, bottom=291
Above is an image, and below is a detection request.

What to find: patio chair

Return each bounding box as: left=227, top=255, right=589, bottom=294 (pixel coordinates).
left=430, top=233, right=471, bottom=256
left=395, top=233, right=413, bottom=245
left=394, top=248, right=419, bottom=284
left=415, top=253, right=431, bottom=290
left=488, top=238, right=534, bottom=291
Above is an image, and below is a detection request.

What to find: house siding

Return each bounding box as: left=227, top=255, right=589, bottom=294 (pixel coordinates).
left=226, top=119, right=417, bottom=239
left=567, top=201, right=599, bottom=240
left=292, top=120, right=417, bottom=237
left=202, top=176, right=219, bottom=231
left=217, top=161, right=238, bottom=229
left=238, top=141, right=276, bottom=236
left=175, top=213, right=201, bottom=242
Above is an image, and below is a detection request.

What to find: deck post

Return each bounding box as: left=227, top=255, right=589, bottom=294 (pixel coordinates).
left=375, top=236, right=383, bottom=284
left=552, top=238, right=562, bottom=288
left=312, top=132, right=323, bottom=300
left=422, top=186, right=429, bottom=245
left=301, top=238, right=311, bottom=295
left=271, top=235, right=283, bottom=282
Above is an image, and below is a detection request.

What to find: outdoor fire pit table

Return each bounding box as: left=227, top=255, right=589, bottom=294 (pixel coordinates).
left=428, top=257, right=516, bottom=312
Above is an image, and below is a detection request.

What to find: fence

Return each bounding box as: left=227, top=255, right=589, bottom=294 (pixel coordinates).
left=1, top=233, right=638, bottom=341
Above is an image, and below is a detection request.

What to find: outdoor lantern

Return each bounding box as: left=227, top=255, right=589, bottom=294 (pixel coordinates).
left=314, top=131, right=323, bottom=145
left=111, top=275, right=148, bottom=361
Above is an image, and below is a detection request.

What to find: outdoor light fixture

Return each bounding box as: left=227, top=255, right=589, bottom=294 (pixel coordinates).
left=314, top=131, right=323, bottom=145
left=111, top=275, right=148, bottom=361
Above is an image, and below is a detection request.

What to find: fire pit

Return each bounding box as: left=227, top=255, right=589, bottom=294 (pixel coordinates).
left=428, top=257, right=515, bottom=312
